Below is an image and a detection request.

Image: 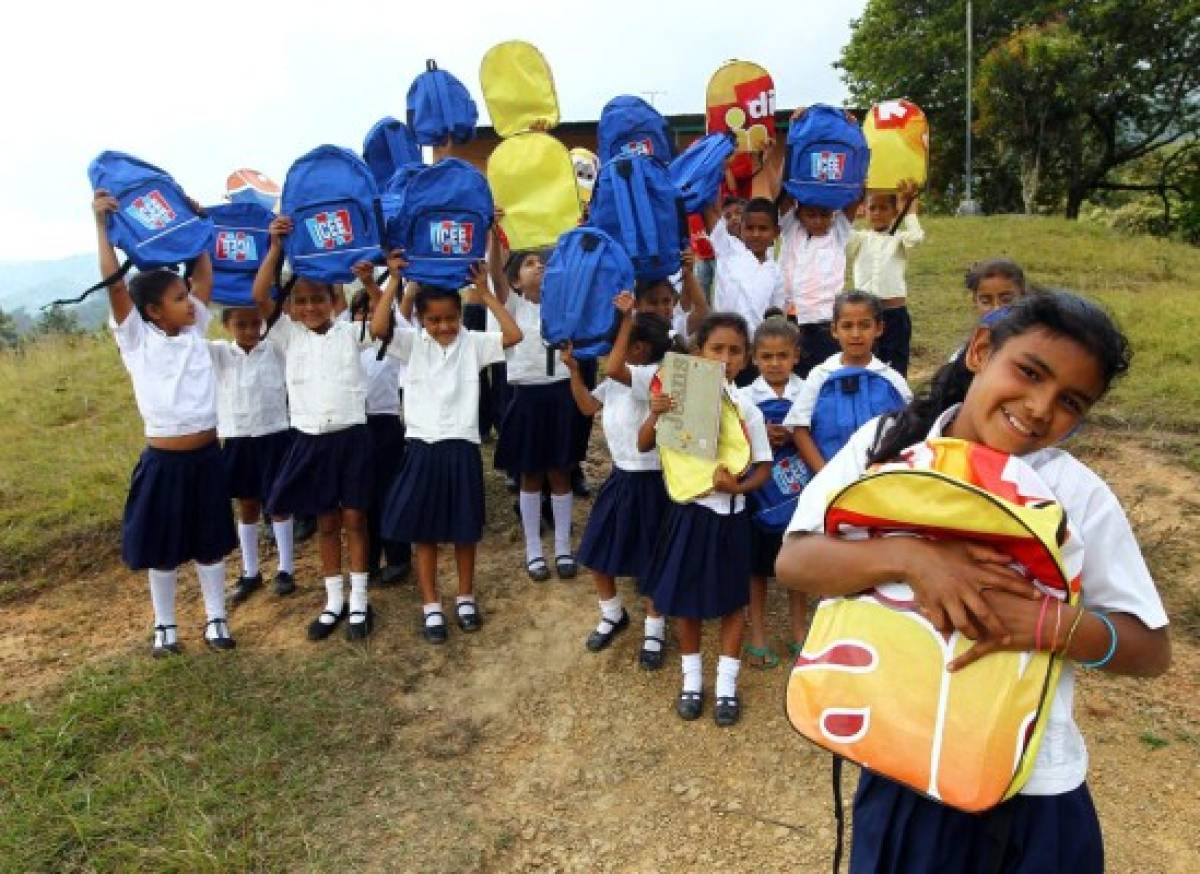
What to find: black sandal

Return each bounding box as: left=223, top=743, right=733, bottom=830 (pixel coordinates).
left=714, top=694, right=742, bottom=727
left=676, top=689, right=704, bottom=721
left=151, top=624, right=182, bottom=658
left=204, top=618, right=237, bottom=651
left=638, top=635, right=666, bottom=671
left=231, top=573, right=262, bottom=604
left=585, top=609, right=629, bottom=652
left=455, top=601, right=482, bottom=633
left=423, top=610, right=448, bottom=644
left=345, top=604, right=375, bottom=641
left=307, top=604, right=348, bottom=641
left=526, top=557, right=551, bottom=582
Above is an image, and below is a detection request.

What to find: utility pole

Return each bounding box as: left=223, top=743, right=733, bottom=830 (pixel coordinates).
left=958, top=0, right=982, bottom=215
left=641, top=90, right=667, bottom=108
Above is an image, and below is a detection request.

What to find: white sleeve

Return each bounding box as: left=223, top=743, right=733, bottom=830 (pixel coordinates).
left=110, top=306, right=145, bottom=354
left=782, top=373, right=822, bottom=427
left=769, top=267, right=788, bottom=313
left=628, top=364, right=656, bottom=402
left=383, top=327, right=415, bottom=363
left=832, top=211, right=853, bottom=248
left=845, top=227, right=865, bottom=261
left=591, top=380, right=610, bottom=405
left=740, top=398, right=773, bottom=464
left=884, top=367, right=914, bottom=402
left=709, top=218, right=740, bottom=259
left=206, top=340, right=231, bottom=373
left=265, top=313, right=295, bottom=353
left=785, top=419, right=877, bottom=535
left=896, top=214, right=925, bottom=249
left=471, top=330, right=506, bottom=368
left=190, top=295, right=213, bottom=335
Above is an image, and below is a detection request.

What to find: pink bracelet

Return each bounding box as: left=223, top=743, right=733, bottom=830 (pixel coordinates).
left=1034, top=595, right=1052, bottom=652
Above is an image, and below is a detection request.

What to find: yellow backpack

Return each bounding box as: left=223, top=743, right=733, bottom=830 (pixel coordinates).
left=786, top=438, right=1083, bottom=813
left=658, top=389, right=752, bottom=503
left=480, top=41, right=560, bottom=138
left=862, top=99, right=930, bottom=191
left=487, top=133, right=582, bottom=251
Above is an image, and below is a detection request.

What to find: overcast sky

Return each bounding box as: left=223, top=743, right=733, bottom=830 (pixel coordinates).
left=0, top=0, right=867, bottom=260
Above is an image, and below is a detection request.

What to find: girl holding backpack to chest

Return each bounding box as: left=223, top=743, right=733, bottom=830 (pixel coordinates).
left=777, top=292, right=1170, bottom=873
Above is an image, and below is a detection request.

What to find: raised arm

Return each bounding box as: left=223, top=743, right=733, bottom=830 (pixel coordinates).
left=472, top=260, right=522, bottom=348
left=486, top=209, right=511, bottom=304
left=792, top=426, right=826, bottom=473
left=604, top=291, right=637, bottom=386
left=92, top=189, right=133, bottom=324
left=561, top=344, right=602, bottom=416
left=188, top=251, right=214, bottom=305
left=252, top=216, right=291, bottom=319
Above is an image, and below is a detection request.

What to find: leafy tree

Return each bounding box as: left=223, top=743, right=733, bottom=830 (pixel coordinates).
left=0, top=308, right=18, bottom=349
left=36, top=304, right=82, bottom=336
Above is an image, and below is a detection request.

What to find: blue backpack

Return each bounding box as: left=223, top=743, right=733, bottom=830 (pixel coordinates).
left=406, top=60, right=478, bottom=146
left=280, top=145, right=384, bottom=284
left=61, top=151, right=215, bottom=306
left=207, top=202, right=275, bottom=307
left=362, top=117, right=423, bottom=187
left=811, top=366, right=907, bottom=461
left=378, top=163, right=426, bottom=235
left=597, top=96, right=674, bottom=164
left=669, top=132, right=736, bottom=214
left=749, top=397, right=813, bottom=533
left=588, top=154, right=687, bottom=282
left=784, top=104, right=870, bottom=210
left=541, top=227, right=634, bottom=360
left=387, top=158, right=492, bottom=289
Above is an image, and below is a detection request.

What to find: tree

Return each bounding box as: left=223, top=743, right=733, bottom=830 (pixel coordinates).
left=36, top=304, right=82, bottom=336
left=0, top=308, right=18, bottom=349
left=974, top=23, right=1088, bottom=214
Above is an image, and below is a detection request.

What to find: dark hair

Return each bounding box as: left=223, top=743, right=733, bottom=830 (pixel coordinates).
left=721, top=196, right=746, bottom=211
left=630, top=312, right=672, bottom=364
left=833, top=290, right=884, bottom=322
left=220, top=305, right=259, bottom=325
left=742, top=197, right=779, bottom=227
left=414, top=286, right=463, bottom=317
left=293, top=276, right=336, bottom=300
left=504, top=250, right=546, bottom=288
left=965, top=258, right=1027, bottom=295
left=754, top=316, right=799, bottom=349
left=869, top=290, right=1132, bottom=464
left=128, top=268, right=184, bottom=320
left=634, top=277, right=674, bottom=302
left=695, top=311, right=750, bottom=352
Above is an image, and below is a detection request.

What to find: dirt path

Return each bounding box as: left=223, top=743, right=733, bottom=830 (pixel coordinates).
left=2, top=433, right=1197, bottom=872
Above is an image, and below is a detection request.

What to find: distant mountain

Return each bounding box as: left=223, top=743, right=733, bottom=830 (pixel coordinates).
left=0, top=253, right=98, bottom=313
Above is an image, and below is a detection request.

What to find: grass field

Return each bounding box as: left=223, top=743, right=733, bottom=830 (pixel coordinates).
left=1, top=215, right=1198, bottom=870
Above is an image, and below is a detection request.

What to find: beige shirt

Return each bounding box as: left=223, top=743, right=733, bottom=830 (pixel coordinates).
left=846, top=215, right=924, bottom=300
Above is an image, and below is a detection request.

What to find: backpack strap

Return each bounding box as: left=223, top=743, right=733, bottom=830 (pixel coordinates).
left=563, top=235, right=608, bottom=347
left=626, top=158, right=661, bottom=259
left=610, top=160, right=644, bottom=257
left=262, top=257, right=296, bottom=338
left=44, top=259, right=135, bottom=309
left=887, top=196, right=914, bottom=236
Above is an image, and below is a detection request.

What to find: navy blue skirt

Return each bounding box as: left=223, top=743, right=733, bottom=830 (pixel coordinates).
left=494, top=380, right=587, bottom=474
left=221, top=429, right=294, bottom=501
left=122, top=442, right=237, bottom=570
left=381, top=439, right=484, bottom=544
left=750, top=525, right=784, bottom=578
left=850, top=772, right=1103, bottom=874
left=643, top=503, right=752, bottom=620
left=266, top=424, right=373, bottom=517
left=577, top=468, right=669, bottom=579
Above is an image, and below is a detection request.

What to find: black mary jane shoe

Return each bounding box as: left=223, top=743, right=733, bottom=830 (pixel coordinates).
left=307, top=605, right=348, bottom=641
left=526, top=557, right=551, bottom=582
left=713, top=695, right=742, bottom=727
left=676, top=689, right=704, bottom=722
left=423, top=611, right=449, bottom=645
left=345, top=605, right=375, bottom=641
left=455, top=601, right=483, bottom=633
left=231, top=573, right=263, bottom=604
left=555, top=555, right=578, bottom=580
left=638, top=635, right=666, bottom=671
left=151, top=624, right=182, bottom=658
left=272, top=571, right=296, bottom=596
left=204, top=618, right=237, bottom=651
left=585, top=609, right=629, bottom=652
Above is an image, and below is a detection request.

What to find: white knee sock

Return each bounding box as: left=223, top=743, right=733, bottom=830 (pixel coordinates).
left=519, top=491, right=544, bottom=561
left=318, top=576, right=344, bottom=625
left=272, top=518, right=294, bottom=574
left=599, top=595, right=624, bottom=623
left=196, top=561, right=228, bottom=639
left=716, top=655, right=741, bottom=699
left=237, top=523, right=260, bottom=577
left=681, top=652, right=703, bottom=694
left=550, top=492, right=573, bottom=556
left=643, top=616, right=666, bottom=652
left=348, top=572, right=369, bottom=619
left=148, top=569, right=178, bottom=644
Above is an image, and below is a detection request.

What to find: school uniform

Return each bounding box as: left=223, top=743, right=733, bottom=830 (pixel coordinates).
left=710, top=218, right=786, bottom=340
left=111, top=300, right=236, bottom=570
left=209, top=340, right=293, bottom=502
left=263, top=314, right=372, bottom=517
left=782, top=353, right=913, bottom=437
left=846, top=214, right=925, bottom=376
left=738, top=375, right=805, bottom=577
left=642, top=387, right=773, bottom=619
left=577, top=365, right=669, bottom=580
left=380, top=324, right=506, bottom=544
left=778, top=210, right=852, bottom=376
left=786, top=406, right=1169, bottom=874
left=493, top=293, right=586, bottom=474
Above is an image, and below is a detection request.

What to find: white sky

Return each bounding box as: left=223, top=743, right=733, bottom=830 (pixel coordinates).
left=0, top=0, right=866, bottom=260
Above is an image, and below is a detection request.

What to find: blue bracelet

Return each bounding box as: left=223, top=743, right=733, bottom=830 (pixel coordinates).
left=1079, top=611, right=1118, bottom=669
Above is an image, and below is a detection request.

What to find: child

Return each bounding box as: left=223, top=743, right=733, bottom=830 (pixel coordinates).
left=372, top=256, right=522, bottom=644
left=252, top=217, right=375, bottom=642
left=776, top=291, right=1170, bottom=873
left=348, top=265, right=412, bottom=586
left=845, top=179, right=924, bottom=375
left=634, top=252, right=710, bottom=348
left=966, top=257, right=1028, bottom=317
left=567, top=295, right=673, bottom=668
left=92, top=189, right=237, bottom=655
left=737, top=318, right=808, bottom=666
left=703, top=195, right=786, bottom=377
left=640, top=313, right=773, bottom=726
left=210, top=306, right=296, bottom=601
left=785, top=291, right=912, bottom=474
left=488, top=239, right=584, bottom=581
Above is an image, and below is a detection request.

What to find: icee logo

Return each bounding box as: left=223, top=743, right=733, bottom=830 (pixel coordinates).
left=810, top=151, right=847, bottom=182
left=125, top=191, right=177, bottom=230
left=305, top=210, right=354, bottom=250
left=429, top=220, right=475, bottom=255
left=215, top=231, right=258, bottom=262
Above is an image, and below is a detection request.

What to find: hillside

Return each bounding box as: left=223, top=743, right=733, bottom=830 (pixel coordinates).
left=0, top=216, right=1197, bottom=872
